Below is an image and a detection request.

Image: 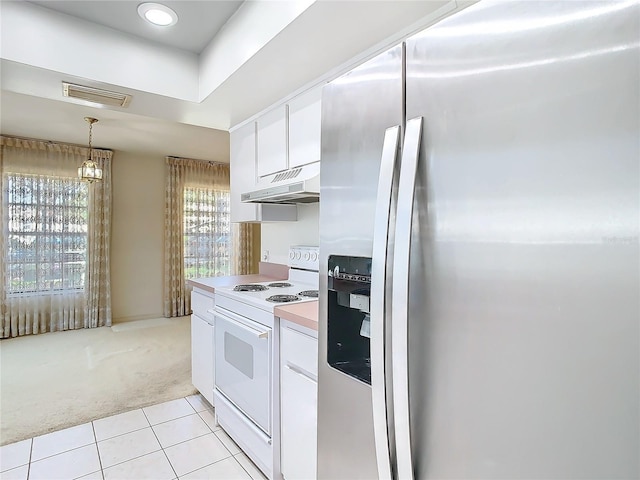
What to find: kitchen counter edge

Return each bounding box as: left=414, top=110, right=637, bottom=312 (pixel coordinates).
left=275, top=300, right=319, bottom=332
left=187, top=262, right=289, bottom=294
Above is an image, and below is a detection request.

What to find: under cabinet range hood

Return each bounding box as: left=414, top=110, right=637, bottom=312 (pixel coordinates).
left=242, top=162, right=320, bottom=204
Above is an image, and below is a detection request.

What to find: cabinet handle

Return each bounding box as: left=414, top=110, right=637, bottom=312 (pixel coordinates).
left=284, top=363, right=317, bottom=383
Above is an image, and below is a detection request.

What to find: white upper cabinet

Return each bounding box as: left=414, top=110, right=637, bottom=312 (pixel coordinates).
left=288, top=86, right=322, bottom=169
left=256, top=104, right=288, bottom=178
left=230, top=121, right=296, bottom=223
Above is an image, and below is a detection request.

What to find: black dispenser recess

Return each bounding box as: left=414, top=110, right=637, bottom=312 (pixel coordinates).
left=327, top=255, right=372, bottom=385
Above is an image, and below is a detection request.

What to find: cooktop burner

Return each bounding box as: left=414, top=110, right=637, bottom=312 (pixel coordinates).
left=268, top=282, right=292, bottom=288
left=298, top=290, right=319, bottom=298
left=266, top=294, right=300, bottom=303
left=233, top=284, right=268, bottom=292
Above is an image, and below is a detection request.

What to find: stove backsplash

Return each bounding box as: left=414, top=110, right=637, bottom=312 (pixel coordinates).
left=261, top=203, right=319, bottom=265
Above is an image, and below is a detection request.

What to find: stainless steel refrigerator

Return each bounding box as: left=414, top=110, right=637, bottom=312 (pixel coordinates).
left=317, top=1, right=639, bottom=479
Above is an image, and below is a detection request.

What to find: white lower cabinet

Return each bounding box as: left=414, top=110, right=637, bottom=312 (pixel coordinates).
left=191, top=290, right=215, bottom=406
left=280, top=324, right=318, bottom=480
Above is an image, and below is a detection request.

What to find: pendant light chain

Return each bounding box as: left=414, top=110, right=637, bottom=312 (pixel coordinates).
left=88, top=119, right=93, bottom=160
left=78, top=117, right=103, bottom=182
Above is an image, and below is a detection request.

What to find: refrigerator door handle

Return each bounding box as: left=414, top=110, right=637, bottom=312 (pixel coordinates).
left=371, top=125, right=401, bottom=480
left=392, top=116, right=423, bottom=480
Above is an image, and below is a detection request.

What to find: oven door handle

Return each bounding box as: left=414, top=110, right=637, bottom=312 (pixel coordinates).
left=210, top=307, right=270, bottom=339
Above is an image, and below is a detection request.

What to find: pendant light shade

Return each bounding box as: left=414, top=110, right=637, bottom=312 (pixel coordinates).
left=78, top=117, right=103, bottom=182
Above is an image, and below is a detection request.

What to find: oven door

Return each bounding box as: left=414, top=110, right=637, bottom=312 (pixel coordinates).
left=214, top=306, right=272, bottom=435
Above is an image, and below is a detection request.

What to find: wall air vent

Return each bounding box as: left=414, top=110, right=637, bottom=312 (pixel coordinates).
left=272, top=168, right=302, bottom=183
left=62, top=82, right=132, bottom=107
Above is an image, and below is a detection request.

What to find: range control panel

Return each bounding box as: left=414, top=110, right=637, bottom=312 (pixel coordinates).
left=289, top=245, right=319, bottom=271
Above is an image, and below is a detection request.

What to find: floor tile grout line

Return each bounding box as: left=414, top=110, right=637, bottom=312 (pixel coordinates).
left=185, top=396, right=207, bottom=412
left=99, top=446, right=165, bottom=473
left=145, top=409, right=201, bottom=428
left=160, top=425, right=238, bottom=478
left=28, top=438, right=97, bottom=465
left=96, top=424, right=149, bottom=443
left=160, top=447, right=179, bottom=480
left=143, top=407, right=179, bottom=480
left=160, top=430, right=216, bottom=450
left=174, top=452, right=235, bottom=479
left=233, top=452, right=258, bottom=480
left=0, top=397, right=206, bottom=451
left=143, top=397, right=198, bottom=423
left=196, top=410, right=219, bottom=433
left=83, top=403, right=205, bottom=443
left=3, top=396, right=226, bottom=479
left=97, top=426, right=216, bottom=472
left=26, top=437, right=33, bottom=480
left=90, top=421, right=105, bottom=480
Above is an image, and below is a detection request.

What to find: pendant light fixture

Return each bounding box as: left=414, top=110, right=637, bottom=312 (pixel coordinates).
left=78, top=117, right=103, bottom=182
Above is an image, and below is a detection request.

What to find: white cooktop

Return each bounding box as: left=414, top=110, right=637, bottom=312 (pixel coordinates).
left=215, top=268, right=319, bottom=313
left=215, top=246, right=319, bottom=313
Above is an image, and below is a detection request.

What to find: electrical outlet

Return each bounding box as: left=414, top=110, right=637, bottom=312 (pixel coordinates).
left=262, top=250, right=269, bottom=261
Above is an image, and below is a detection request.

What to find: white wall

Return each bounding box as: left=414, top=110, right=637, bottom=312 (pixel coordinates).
left=199, top=0, right=314, bottom=100
left=260, top=204, right=319, bottom=265
left=111, top=151, right=165, bottom=322
left=0, top=1, right=198, bottom=101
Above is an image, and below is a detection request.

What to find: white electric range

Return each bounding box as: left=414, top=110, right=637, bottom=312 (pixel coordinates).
left=212, top=246, right=319, bottom=480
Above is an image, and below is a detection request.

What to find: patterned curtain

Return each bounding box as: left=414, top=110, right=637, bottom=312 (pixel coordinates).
left=163, top=157, right=227, bottom=317
left=0, top=136, right=113, bottom=338
left=232, top=223, right=260, bottom=275
left=163, top=157, right=259, bottom=317
left=86, top=149, right=112, bottom=328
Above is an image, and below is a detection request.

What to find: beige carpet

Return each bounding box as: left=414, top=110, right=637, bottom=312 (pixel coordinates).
left=0, top=316, right=197, bottom=446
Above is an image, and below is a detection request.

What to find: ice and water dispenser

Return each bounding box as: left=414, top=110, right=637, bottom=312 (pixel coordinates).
left=327, top=255, right=372, bottom=385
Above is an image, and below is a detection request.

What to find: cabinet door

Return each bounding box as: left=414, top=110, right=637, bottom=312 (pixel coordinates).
left=230, top=122, right=298, bottom=223
left=281, top=363, right=317, bottom=480
left=257, top=104, right=288, bottom=178
left=230, top=122, right=258, bottom=223
left=191, top=314, right=214, bottom=406
left=288, top=87, right=322, bottom=169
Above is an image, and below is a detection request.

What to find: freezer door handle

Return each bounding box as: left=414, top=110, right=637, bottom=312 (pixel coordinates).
left=371, top=125, right=401, bottom=480
left=392, top=116, right=423, bottom=480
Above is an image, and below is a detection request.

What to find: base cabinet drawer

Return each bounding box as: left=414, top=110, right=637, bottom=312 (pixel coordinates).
left=192, top=290, right=215, bottom=316
left=281, top=326, right=317, bottom=377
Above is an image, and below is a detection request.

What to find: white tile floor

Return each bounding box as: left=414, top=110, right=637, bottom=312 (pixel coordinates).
left=0, top=394, right=268, bottom=480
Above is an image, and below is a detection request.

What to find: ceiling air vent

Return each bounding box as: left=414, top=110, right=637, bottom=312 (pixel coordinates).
left=62, top=82, right=131, bottom=107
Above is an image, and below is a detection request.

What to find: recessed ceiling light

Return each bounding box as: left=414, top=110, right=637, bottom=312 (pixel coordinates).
left=137, top=3, right=178, bottom=27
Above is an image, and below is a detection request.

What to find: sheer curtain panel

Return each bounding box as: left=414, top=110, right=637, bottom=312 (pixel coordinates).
left=164, top=157, right=229, bottom=317
left=163, top=157, right=259, bottom=317
left=0, top=136, right=113, bottom=338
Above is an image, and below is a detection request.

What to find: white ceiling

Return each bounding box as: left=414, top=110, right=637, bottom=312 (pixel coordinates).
left=0, top=0, right=461, bottom=162
left=28, top=1, right=244, bottom=54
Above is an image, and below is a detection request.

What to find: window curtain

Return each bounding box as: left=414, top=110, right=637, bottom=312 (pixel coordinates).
left=85, top=149, right=112, bottom=328
left=0, top=136, right=113, bottom=338
left=232, top=223, right=260, bottom=275
left=163, top=157, right=259, bottom=317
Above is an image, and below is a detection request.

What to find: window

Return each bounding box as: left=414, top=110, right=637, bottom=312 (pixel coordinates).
left=183, top=186, right=231, bottom=279
left=5, top=173, right=88, bottom=295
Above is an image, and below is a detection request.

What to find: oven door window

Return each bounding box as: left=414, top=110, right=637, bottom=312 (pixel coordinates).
left=214, top=309, right=272, bottom=435
left=224, top=332, right=254, bottom=379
